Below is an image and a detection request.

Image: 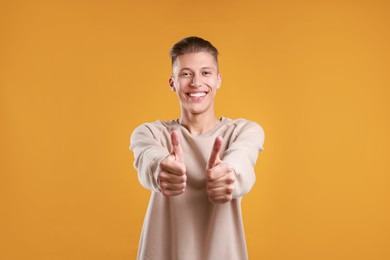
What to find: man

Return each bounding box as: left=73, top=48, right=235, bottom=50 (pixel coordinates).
left=130, top=36, right=265, bottom=260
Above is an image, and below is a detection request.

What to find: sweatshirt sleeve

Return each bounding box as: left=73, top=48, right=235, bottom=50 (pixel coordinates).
left=129, top=124, right=170, bottom=192
left=222, top=120, right=265, bottom=199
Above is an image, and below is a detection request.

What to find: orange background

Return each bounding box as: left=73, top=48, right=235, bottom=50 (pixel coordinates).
left=1, top=0, right=389, bottom=259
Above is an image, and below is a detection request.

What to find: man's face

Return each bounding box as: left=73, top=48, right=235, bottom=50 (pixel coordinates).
left=169, top=52, right=222, bottom=116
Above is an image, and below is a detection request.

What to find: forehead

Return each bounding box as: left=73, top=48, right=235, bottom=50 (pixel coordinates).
left=172, top=52, right=218, bottom=72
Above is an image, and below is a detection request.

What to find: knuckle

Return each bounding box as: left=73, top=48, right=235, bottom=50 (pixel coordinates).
left=227, top=174, right=235, bottom=183
left=174, top=189, right=184, bottom=196
left=159, top=160, right=168, bottom=169
left=159, top=174, right=168, bottom=181
left=159, top=174, right=166, bottom=181
left=226, top=186, right=234, bottom=194
left=157, top=171, right=164, bottom=178
left=221, top=196, right=229, bottom=203
left=206, top=173, right=215, bottom=181
left=226, top=178, right=235, bottom=184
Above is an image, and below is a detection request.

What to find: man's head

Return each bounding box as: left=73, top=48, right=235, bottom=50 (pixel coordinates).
left=168, top=36, right=222, bottom=117
left=169, top=36, right=219, bottom=69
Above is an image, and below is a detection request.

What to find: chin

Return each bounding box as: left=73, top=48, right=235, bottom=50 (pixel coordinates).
left=181, top=102, right=213, bottom=116
left=188, top=106, right=211, bottom=116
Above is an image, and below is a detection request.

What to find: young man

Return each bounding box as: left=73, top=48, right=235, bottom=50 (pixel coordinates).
left=130, top=36, right=265, bottom=260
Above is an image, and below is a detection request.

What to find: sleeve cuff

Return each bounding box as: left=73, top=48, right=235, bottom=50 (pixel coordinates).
left=151, top=154, right=170, bottom=192
left=223, top=161, right=240, bottom=199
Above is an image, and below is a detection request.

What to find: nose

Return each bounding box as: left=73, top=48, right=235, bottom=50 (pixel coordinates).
left=191, top=74, right=202, bottom=88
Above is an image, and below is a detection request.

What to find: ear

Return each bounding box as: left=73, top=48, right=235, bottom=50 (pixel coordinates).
left=216, top=73, right=222, bottom=89
left=169, top=77, right=176, bottom=91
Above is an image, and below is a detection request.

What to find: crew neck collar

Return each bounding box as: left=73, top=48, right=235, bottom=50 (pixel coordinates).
left=173, top=117, right=226, bottom=137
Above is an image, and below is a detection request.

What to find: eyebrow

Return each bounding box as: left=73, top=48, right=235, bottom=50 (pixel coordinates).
left=179, top=67, right=214, bottom=71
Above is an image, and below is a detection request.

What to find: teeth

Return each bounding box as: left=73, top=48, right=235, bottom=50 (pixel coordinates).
left=188, top=92, right=206, bottom=97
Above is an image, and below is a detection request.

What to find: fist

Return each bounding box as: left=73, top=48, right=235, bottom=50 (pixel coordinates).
left=158, top=130, right=187, bottom=196
left=206, top=136, right=236, bottom=204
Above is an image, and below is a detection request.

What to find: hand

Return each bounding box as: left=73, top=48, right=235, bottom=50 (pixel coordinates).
left=206, top=136, right=236, bottom=204
left=158, top=130, right=187, bottom=196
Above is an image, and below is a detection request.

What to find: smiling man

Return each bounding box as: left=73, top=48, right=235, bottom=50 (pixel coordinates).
left=130, top=36, right=265, bottom=260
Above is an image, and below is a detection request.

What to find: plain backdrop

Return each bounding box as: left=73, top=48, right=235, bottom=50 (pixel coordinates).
left=1, top=0, right=389, bottom=259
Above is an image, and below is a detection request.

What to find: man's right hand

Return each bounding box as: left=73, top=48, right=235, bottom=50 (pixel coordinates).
left=157, top=130, right=187, bottom=196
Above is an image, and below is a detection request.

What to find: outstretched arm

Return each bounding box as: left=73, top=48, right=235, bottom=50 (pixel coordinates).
left=221, top=121, right=265, bottom=199
left=130, top=124, right=169, bottom=192
left=130, top=125, right=187, bottom=194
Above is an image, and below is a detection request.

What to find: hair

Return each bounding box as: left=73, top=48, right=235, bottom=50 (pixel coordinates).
left=169, top=36, right=219, bottom=66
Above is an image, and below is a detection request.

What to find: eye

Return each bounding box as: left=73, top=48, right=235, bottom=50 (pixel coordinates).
left=202, top=71, right=212, bottom=76
left=180, top=71, right=192, bottom=77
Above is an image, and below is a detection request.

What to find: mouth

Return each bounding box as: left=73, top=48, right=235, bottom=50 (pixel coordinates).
left=186, top=91, right=208, bottom=98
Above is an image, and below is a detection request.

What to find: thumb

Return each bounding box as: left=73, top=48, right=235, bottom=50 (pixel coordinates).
left=170, top=130, right=184, bottom=163
left=207, top=136, right=223, bottom=169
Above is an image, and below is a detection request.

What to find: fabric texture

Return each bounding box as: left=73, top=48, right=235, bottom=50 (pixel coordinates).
left=130, top=117, right=264, bottom=260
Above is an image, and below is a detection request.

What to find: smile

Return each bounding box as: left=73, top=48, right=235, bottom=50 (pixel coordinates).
left=186, top=91, right=208, bottom=98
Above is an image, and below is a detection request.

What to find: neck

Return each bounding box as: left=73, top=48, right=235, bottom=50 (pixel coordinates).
left=179, top=110, right=220, bottom=135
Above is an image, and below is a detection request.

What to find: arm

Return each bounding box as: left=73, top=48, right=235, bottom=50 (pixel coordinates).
left=205, top=121, right=265, bottom=203
left=222, top=121, right=265, bottom=199
left=130, top=124, right=187, bottom=195
left=129, top=124, right=169, bottom=192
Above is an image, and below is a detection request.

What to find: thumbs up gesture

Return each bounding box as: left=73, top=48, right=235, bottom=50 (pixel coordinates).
left=157, top=130, right=187, bottom=196
left=206, top=136, right=236, bottom=204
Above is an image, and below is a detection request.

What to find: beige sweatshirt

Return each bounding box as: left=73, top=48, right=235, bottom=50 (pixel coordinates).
left=130, top=117, right=265, bottom=260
